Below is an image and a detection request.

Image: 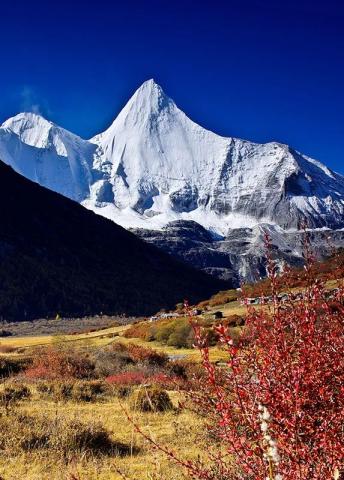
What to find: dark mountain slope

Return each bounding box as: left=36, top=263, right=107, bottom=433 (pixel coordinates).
left=0, top=164, right=225, bottom=321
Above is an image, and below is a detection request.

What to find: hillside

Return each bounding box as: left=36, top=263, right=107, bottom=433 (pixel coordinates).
left=0, top=163, right=225, bottom=321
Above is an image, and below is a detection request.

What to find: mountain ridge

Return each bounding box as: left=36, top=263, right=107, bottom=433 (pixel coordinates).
left=1, top=80, right=343, bottom=235
left=0, top=80, right=343, bottom=282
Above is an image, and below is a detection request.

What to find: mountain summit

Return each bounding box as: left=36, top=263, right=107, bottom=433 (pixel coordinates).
left=89, top=81, right=344, bottom=232
left=1, top=80, right=343, bottom=234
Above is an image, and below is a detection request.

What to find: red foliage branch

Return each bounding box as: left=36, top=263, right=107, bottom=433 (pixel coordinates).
left=184, top=233, right=343, bottom=479
left=126, top=235, right=343, bottom=480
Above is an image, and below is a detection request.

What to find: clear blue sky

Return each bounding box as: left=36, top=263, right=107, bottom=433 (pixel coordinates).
left=1, top=0, right=343, bottom=173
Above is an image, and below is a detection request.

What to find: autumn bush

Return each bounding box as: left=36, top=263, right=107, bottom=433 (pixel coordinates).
left=106, top=370, right=181, bottom=392
left=71, top=380, right=110, bottom=402
left=207, top=289, right=238, bottom=307
left=123, top=322, right=152, bottom=340
left=125, top=317, right=218, bottom=348
left=242, top=247, right=344, bottom=298
left=134, top=387, right=173, bottom=413
left=0, top=344, right=17, bottom=353
left=51, top=381, right=74, bottom=401
left=36, top=381, right=55, bottom=396
left=125, top=343, right=168, bottom=366
left=91, top=343, right=134, bottom=377
left=130, top=238, right=343, bottom=480
left=195, top=289, right=238, bottom=311
left=0, top=383, right=31, bottom=411
left=148, top=373, right=181, bottom=389
left=91, top=342, right=168, bottom=381
left=25, top=347, right=95, bottom=380
left=192, top=242, right=343, bottom=479
left=35, top=379, right=111, bottom=402
left=220, top=314, right=245, bottom=327
left=106, top=371, right=146, bottom=387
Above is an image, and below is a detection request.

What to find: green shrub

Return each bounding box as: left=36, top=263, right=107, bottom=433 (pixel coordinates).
left=121, top=317, right=220, bottom=349
left=52, top=382, right=74, bottom=401
left=72, top=381, right=110, bottom=402
left=134, top=387, right=173, bottom=412
left=166, top=322, right=194, bottom=348
left=0, top=356, right=30, bottom=378
left=0, top=384, right=31, bottom=410
left=155, top=323, right=175, bottom=343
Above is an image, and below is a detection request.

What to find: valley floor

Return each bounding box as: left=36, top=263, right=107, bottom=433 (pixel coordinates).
left=0, top=392, right=203, bottom=480
left=1, top=272, right=342, bottom=480
left=0, top=315, right=228, bottom=480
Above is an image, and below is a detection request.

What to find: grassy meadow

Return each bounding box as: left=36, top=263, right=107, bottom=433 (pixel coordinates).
left=0, top=387, right=204, bottom=480
left=0, top=305, right=234, bottom=480
left=0, top=258, right=342, bottom=480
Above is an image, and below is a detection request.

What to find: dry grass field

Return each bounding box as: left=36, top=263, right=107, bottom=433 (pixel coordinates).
left=0, top=316, right=225, bottom=480
left=0, top=322, right=229, bottom=362
left=0, top=388, right=204, bottom=480
left=1, top=268, right=341, bottom=480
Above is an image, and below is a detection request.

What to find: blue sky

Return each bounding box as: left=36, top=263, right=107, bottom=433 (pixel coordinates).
left=1, top=0, right=343, bottom=173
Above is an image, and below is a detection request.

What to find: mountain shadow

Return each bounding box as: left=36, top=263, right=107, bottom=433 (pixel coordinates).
left=0, top=163, right=226, bottom=321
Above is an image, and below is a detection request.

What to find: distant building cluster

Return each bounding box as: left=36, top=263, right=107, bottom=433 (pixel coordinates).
left=241, top=288, right=341, bottom=306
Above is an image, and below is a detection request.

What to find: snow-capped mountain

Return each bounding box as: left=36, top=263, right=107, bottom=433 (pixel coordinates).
left=88, top=79, right=344, bottom=232
left=1, top=79, right=343, bottom=234
left=0, top=113, right=95, bottom=201
left=0, top=79, right=343, bottom=282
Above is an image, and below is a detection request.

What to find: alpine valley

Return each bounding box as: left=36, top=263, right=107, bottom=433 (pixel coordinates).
left=1, top=79, right=343, bottom=283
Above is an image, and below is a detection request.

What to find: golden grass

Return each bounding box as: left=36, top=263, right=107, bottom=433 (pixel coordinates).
left=0, top=323, right=228, bottom=362
left=0, top=389, right=204, bottom=480
left=0, top=315, right=226, bottom=479
left=111, top=335, right=228, bottom=362
left=211, top=300, right=247, bottom=317
left=0, top=325, right=128, bottom=349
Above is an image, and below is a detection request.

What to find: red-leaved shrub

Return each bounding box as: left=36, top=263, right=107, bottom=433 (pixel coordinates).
left=148, top=373, right=180, bottom=389
left=127, top=236, right=344, bottom=480
left=126, top=344, right=168, bottom=366
left=106, top=371, right=147, bottom=386
left=25, top=347, right=95, bottom=380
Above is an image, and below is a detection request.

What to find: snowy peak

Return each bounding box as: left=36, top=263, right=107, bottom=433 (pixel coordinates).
left=0, top=80, right=344, bottom=233
left=2, top=112, right=89, bottom=156
left=2, top=112, right=56, bottom=149
left=92, top=79, right=176, bottom=145
left=122, top=79, right=174, bottom=118
left=0, top=113, right=96, bottom=201
left=130, top=78, right=171, bottom=110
